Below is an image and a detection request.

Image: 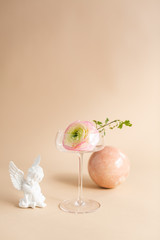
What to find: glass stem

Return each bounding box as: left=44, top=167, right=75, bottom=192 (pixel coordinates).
left=77, top=153, right=83, bottom=205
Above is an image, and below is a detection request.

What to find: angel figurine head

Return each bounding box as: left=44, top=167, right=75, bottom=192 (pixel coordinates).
left=9, top=156, right=46, bottom=209
left=26, top=157, right=44, bottom=185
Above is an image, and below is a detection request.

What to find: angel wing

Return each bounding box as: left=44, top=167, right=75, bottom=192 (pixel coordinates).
left=9, top=161, right=24, bottom=190
left=32, top=155, right=41, bottom=167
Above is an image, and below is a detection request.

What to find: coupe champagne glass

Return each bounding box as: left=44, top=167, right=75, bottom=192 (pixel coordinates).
left=55, top=130, right=104, bottom=214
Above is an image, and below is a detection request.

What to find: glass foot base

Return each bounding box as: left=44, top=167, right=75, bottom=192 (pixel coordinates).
left=59, top=199, right=100, bottom=214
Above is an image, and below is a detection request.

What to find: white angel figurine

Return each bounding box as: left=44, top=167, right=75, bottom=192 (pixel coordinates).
left=9, top=156, right=46, bottom=208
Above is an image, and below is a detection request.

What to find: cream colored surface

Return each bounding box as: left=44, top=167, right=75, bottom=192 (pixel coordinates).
left=0, top=0, right=160, bottom=239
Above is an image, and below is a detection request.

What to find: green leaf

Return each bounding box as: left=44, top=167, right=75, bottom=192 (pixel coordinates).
left=124, top=120, right=132, bottom=127
left=99, top=129, right=103, bottom=133
left=105, top=118, right=109, bottom=124
left=93, top=120, right=98, bottom=124
left=97, top=121, right=103, bottom=125
left=118, top=121, right=123, bottom=129
left=118, top=120, right=132, bottom=129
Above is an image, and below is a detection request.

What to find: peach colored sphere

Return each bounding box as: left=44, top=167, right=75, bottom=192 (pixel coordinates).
left=88, top=146, right=130, bottom=188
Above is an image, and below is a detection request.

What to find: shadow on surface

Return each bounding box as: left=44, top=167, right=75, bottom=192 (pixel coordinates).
left=0, top=194, right=19, bottom=208
left=53, top=173, right=102, bottom=189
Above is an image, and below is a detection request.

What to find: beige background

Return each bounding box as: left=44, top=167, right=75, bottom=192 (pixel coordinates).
left=0, top=0, right=160, bottom=239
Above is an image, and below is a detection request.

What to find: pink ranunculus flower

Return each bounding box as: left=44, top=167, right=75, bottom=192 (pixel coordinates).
left=63, top=120, right=100, bottom=151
